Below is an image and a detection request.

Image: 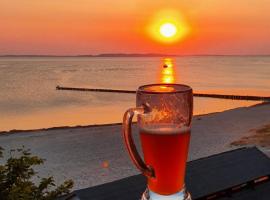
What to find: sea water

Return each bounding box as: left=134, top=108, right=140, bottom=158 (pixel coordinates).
left=0, top=56, right=269, bottom=131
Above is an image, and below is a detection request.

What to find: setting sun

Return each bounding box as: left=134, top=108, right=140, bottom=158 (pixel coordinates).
left=147, top=9, right=190, bottom=44
left=159, top=23, right=177, bottom=38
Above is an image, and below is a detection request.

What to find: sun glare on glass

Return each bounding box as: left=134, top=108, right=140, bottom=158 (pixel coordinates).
left=159, top=23, right=177, bottom=38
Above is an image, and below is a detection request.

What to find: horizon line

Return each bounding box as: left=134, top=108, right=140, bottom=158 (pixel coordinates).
left=0, top=53, right=270, bottom=57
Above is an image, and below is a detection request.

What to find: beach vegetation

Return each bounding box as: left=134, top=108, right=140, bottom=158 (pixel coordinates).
left=0, top=146, right=73, bottom=200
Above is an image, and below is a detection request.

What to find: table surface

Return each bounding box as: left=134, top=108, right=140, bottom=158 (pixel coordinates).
left=64, top=147, right=270, bottom=200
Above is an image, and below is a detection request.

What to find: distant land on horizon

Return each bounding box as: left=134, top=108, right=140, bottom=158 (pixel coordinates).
left=0, top=53, right=176, bottom=57
left=0, top=53, right=270, bottom=57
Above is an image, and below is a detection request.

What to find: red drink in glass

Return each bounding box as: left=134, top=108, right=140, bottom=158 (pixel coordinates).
left=140, top=125, right=190, bottom=195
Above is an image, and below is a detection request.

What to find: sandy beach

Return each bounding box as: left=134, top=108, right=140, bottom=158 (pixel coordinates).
left=0, top=103, right=269, bottom=190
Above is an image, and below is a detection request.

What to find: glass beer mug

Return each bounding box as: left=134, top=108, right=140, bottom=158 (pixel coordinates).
left=122, top=84, right=193, bottom=200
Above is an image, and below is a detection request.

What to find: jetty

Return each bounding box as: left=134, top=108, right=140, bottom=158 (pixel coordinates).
left=56, top=85, right=270, bottom=101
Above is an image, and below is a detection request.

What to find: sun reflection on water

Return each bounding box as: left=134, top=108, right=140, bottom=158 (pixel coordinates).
left=160, top=58, right=176, bottom=84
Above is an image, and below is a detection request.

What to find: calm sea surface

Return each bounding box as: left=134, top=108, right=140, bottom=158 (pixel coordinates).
left=0, top=56, right=269, bottom=131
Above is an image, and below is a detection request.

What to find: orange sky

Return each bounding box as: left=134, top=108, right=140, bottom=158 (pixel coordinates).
left=0, top=0, right=270, bottom=55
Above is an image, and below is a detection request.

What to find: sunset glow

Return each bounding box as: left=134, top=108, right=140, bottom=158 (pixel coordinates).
left=0, top=1, right=270, bottom=55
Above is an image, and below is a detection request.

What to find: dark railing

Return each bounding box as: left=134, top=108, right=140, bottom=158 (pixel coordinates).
left=56, top=86, right=270, bottom=101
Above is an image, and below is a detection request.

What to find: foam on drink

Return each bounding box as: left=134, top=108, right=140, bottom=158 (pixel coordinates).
left=139, top=124, right=190, bottom=135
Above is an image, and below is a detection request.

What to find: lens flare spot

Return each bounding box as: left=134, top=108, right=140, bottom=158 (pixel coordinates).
left=102, top=161, right=109, bottom=168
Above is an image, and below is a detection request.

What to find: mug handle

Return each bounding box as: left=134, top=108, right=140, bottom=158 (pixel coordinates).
left=122, top=106, right=155, bottom=178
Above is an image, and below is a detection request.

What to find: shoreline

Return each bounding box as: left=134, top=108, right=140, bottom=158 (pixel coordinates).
left=1, top=102, right=268, bottom=135
left=0, top=122, right=123, bottom=135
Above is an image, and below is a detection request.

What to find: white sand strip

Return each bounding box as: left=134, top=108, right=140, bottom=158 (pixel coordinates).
left=0, top=103, right=269, bottom=190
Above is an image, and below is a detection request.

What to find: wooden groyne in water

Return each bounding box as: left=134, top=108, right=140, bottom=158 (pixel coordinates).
left=56, top=86, right=270, bottom=101
left=56, top=86, right=136, bottom=94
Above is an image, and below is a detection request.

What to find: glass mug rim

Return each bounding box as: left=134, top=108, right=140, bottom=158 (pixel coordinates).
left=137, top=83, right=192, bottom=94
